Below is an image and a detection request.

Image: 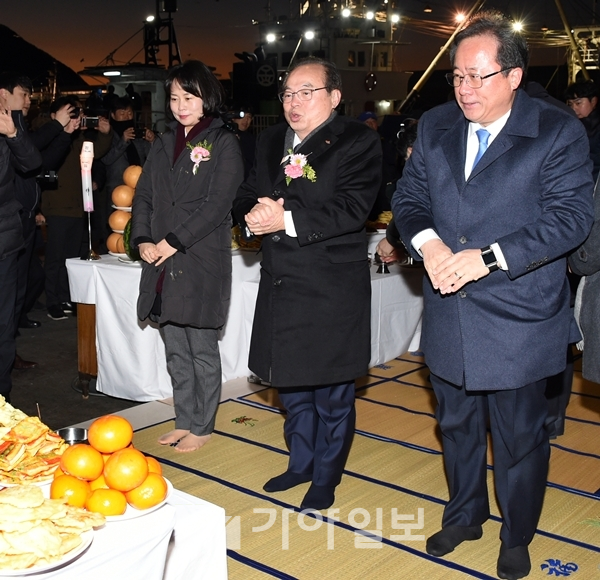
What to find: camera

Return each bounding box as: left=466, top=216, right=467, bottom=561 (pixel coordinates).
left=36, top=170, right=58, bottom=188
left=81, top=116, right=100, bottom=128
left=134, top=127, right=146, bottom=139
left=70, top=107, right=81, bottom=119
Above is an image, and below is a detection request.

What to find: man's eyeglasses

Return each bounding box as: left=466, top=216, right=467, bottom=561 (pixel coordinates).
left=445, top=68, right=514, bottom=88
left=278, top=87, right=327, bottom=103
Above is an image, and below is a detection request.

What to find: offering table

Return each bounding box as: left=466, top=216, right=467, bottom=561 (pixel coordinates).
left=66, top=244, right=423, bottom=401
left=0, top=488, right=227, bottom=579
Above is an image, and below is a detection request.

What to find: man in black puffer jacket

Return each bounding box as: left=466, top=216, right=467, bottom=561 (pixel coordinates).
left=0, top=73, right=42, bottom=402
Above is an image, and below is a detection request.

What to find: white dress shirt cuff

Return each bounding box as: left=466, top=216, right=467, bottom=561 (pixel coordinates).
left=412, top=229, right=440, bottom=256
left=284, top=211, right=297, bottom=237
left=490, top=242, right=508, bottom=270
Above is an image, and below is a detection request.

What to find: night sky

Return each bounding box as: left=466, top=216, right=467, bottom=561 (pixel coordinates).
left=1, top=0, right=593, bottom=81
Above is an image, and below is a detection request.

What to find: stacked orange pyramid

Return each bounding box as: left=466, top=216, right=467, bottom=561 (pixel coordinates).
left=107, top=165, right=142, bottom=254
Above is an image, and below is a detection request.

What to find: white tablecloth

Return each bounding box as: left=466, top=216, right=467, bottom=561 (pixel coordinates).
left=241, top=262, right=423, bottom=372
left=66, top=251, right=261, bottom=400
left=0, top=489, right=227, bottom=580
left=67, top=250, right=423, bottom=401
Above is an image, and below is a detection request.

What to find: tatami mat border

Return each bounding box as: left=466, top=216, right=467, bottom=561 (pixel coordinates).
left=139, top=418, right=600, bottom=556
left=356, top=396, right=436, bottom=418
left=149, top=454, right=500, bottom=579
left=227, top=397, right=600, bottom=502
left=227, top=549, right=299, bottom=579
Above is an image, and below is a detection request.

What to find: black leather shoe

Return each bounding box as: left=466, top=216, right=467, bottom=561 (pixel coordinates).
left=47, top=305, right=68, bottom=320
left=60, top=301, right=74, bottom=313
left=18, top=318, right=41, bottom=329
left=13, top=354, right=38, bottom=370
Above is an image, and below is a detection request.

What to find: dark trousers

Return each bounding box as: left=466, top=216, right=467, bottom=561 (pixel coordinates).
left=278, top=382, right=355, bottom=487
left=0, top=253, right=18, bottom=397
left=430, top=373, right=550, bottom=548
left=14, top=213, right=36, bottom=334
left=160, top=324, right=222, bottom=436
left=44, top=215, right=84, bottom=308
left=545, top=347, right=573, bottom=438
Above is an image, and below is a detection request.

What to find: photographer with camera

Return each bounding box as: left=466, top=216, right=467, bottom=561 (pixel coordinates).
left=4, top=75, right=77, bottom=365
left=42, top=97, right=112, bottom=321
left=229, top=108, right=255, bottom=179
left=0, top=73, right=42, bottom=402
left=99, top=97, right=154, bottom=250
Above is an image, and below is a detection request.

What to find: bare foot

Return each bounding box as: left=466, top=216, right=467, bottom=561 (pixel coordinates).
left=174, top=433, right=211, bottom=453
left=158, top=429, right=190, bottom=445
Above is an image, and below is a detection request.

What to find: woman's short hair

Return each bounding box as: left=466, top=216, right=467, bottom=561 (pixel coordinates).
left=165, top=60, right=225, bottom=118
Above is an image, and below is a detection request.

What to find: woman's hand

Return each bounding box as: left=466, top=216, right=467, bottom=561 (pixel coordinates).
left=154, top=239, right=177, bottom=266
left=139, top=242, right=159, bottom=264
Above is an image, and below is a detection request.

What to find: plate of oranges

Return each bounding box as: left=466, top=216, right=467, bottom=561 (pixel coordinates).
left=51, top=415, right=170, bottom=521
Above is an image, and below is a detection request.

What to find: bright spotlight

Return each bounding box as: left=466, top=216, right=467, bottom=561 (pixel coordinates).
left=513, top=21, right=523, bottom=32
left=146, top=15, right=155, bottom=22
left=455, top=13, right=466, bottom=23
left=304, top=30, right=315, bottom=40
left=366, top=11, right=374, bottom=20
left=342, top=8, right=351, bottom=17
left=391, top=14, right=400, bottom=23
left=266, top=33, right=276, bottom=43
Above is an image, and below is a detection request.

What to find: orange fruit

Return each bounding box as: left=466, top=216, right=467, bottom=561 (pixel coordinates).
left=60, top=444, right=104, bottom=481
left=53, top=465, right=66, bottom=479
left=123, top=165, right=143, bottom=188
left=106, top=232, right=125, bottom=253
left=146, top=456, right=162, bottom=475
left=125, top=473, right=168, bottom=510
left=85, top=488, right=127, bottom=516
left=108, top=210, right=131, bottom=232
left=89, top=472, right=109, bottom=490
left=112, top=184, right=135, bottom=207
left=88, top=415, right=133, bottom=454
left=104, top=448, right=149, bottom=492
left=50, top=475, right=92, bottom=508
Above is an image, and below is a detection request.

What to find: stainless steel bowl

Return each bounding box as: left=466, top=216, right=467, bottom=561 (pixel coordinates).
left=57, top=427, right=88, bottom=445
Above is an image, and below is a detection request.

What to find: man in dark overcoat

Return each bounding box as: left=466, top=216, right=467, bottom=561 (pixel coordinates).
left=233, top=57, right=382, bottom=510
left=392, top=11, right=594, bottom=580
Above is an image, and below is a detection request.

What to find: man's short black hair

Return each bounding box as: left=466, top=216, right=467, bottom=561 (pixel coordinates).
left=0, top=72, right=32, bottom=94
left=565, top=80, right=598, bottom=101
left=449, top=10, right=529, bottom=86
left=285, top=57, right=342, bottom=94
left=49, top=95, right=80, bottom=114
left=165, top=60, right=225, bottom=118
left=110, top=96, right=133, bottom=114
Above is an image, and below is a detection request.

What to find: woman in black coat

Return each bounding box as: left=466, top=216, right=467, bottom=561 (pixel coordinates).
left=132, top=61, right=243, bottom=452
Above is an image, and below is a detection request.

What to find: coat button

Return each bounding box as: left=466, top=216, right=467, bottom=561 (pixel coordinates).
left=459, top=291, right=467, bottom=298
left=272, top=235, right=280, bottom=242
left=172, top=202, right=175, bottom=206
left=459, top=236, right=467, bottom=244
left=274, top=279, right=282, bottom=286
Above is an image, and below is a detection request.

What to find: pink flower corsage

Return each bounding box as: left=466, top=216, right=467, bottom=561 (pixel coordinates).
left=186, top=140, right=212, bottom=175
left=281, top=149, right=317, bottom=185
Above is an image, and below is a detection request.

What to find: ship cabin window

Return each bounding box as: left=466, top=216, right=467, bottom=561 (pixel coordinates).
left=348, top=51, right=356, bottom=67
left=357, top=51, right=366, bottom=67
